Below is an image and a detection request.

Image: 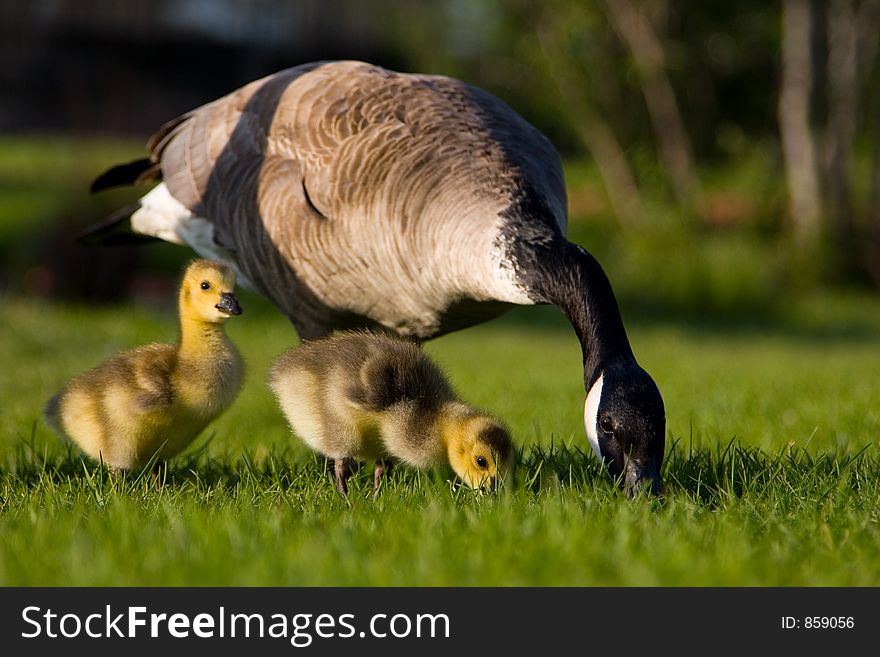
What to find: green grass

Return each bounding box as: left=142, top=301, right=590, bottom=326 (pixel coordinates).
left=1, top=290, right=879, bottom=586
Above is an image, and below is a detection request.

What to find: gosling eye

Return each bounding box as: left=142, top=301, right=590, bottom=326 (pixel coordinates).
left=200, top=281, right=211, bottom=291
left=599, top=417, right=614, bottom=435
left=475, top=456, right=488, bottom=469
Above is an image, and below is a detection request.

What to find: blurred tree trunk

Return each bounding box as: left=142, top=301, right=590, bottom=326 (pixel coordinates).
left=602, top=0, right=700, bottom=210
left=779, top=0, right=822, bottom=243
left=823, top=0, right=880, bottom=279
left=825, top=0, right=859, bottom=245
left=860, top=1, right=880, bottom=283
left=535, top=18, right=644, bottom=226
left=869, top=107, right=880, bottom=284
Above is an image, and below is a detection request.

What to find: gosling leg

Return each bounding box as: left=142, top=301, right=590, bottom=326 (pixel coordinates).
left=334, top=457, right=355, bottom=495
left=372, top=459, right=393, bottom=500
left=151, top=461, right=167, bottom=487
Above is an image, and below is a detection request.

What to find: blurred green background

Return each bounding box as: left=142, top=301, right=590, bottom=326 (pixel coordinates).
left=1, top=0, right=879, bottom=311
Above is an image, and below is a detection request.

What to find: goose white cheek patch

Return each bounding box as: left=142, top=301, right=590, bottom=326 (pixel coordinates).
left=584, top=373, right=604, bottom=462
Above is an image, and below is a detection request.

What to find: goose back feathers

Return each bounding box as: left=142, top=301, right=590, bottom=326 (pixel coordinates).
left=96, top=60, right=566, bottom=340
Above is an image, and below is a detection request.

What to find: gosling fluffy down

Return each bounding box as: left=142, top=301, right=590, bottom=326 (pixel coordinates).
left=44, top=259, right=244, bottom=472
left=268, top=331, right=513, bottom=495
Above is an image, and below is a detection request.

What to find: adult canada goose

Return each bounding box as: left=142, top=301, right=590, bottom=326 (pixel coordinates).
left=45, top=259, right=244, bottom=472
left=268, top=330, right=513, bottom=497
left=85, top=60, right=665, bottom=495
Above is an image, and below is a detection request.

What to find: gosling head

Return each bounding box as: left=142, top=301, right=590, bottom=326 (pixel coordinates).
left=445, top=413, right=514, bottom=491
left=179, top=259, right=242, bottom=324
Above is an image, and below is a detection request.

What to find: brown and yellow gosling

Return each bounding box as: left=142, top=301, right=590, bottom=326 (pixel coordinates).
left=268, top=330, right=513, bottom=497
left=44, top=259, right=244, bottom=473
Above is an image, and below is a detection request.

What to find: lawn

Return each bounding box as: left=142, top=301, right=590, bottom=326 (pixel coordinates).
left=1, top=289, right=879, bottom=586
left=0, top=136, right=879, bottom=586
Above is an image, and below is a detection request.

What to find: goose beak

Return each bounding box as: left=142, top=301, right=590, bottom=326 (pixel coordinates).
left=623, top=455, right=660, bottom=497
left=215, top=292, right=242, bottom=315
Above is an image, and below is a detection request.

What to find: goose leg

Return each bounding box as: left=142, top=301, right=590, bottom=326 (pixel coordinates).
left=334, top=457, right=355, bottom=495
left=372, top=459, right=392, bottom=500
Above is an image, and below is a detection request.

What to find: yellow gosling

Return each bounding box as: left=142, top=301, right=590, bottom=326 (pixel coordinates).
left=267, top=330, right=513, bottom=497
left=45, top=259, right=244, bottom=473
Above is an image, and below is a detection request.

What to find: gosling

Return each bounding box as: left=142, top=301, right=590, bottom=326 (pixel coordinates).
left=45, top=259, right=244, bottom=473
left=268, top=331, right=513, bottom=497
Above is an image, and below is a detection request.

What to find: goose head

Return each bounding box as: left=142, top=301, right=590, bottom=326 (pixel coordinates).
left=584, top=360, right=665, bottom=496
left=444, top=412, right=513, bottom=491
left=518, top=239, right=666, bottom=495
left=179, top=259, right=242, bottom=324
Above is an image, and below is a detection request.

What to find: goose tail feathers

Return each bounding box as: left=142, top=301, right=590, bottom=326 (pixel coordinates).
left=89, top=158, right=159, bottom=193
left=75, top=203, right=157, bottom=246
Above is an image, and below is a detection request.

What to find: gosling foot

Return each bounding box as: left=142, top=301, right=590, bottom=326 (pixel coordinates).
left=151, top=462, right=167, bottom=488
left=334, top=457, right=355, bottom=496
left=372, top=459, right=393, bottom=500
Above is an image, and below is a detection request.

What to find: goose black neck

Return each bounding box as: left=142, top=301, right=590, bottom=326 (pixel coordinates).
left=529, top=240, right=634, bottom=387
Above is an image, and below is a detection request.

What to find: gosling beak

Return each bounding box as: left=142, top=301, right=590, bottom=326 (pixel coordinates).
left=215, top=292, right=242, bottom=316
left=623, top=455, right=661, bottom=498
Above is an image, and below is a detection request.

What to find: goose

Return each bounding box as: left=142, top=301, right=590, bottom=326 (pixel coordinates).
left=267, top=330, right=513, bottom=496
left=44, top=259, right=244, bottom=472
left=84, top=60, right=665, bottom=495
